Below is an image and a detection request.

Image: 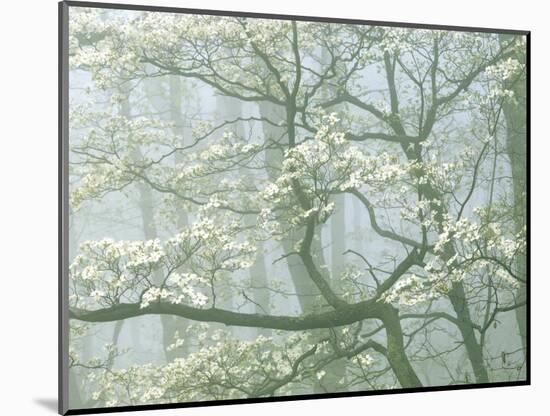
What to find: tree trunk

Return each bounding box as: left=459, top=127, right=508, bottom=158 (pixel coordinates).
left=376, top=304, right=423, bottom=388
left=218, top=95, right=272, bottom=337
left=258, top=102, right=322, bottom=315
left=501, top=35, right=527, bottom=355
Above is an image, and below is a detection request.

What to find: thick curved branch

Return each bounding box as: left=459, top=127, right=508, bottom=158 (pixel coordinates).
left=70, top=298, right=387, bottom=331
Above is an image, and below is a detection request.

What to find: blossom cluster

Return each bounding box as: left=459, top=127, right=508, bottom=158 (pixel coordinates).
left=70, top=213, right=258, bottom=310
left=259, top=112, right=406, bottom=234
left=87, top=327, right=375, bottom=405
left=382, top=211, right=525, bottom=307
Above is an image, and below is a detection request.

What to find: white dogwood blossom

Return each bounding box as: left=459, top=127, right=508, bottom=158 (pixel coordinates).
left=66, top=7, right=527, bottom=404
left=259, top=111, right=407, bottom=235
left=70, top=213, right=258, bottom=310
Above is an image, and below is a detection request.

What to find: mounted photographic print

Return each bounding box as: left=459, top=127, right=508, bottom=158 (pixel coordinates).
left=59, top=1, right=530, bottom=414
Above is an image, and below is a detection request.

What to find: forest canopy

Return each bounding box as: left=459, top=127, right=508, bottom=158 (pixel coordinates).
left=66, top=6, right=527, bottom=410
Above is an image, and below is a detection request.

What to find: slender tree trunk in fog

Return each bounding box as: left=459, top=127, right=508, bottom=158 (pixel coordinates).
left=418, top=175, right=489, bottom=383
left=258, top=102, right=322, bottom=315
left=259, top=100, right=339, bottom=393
left=217, top=95, right=272, bottom=336
left=141, top=76, right=198, bottom=360
left=121, top=82, right=174, bottom=361
left=159, top=76, right=191, bottom=360
left=422, top=179, right=490, bottom=383
left=323, top=193, right=347, bottom=391
left=320, top=45, right=349, bottom=390
left=108, top=321, right=124, bottom=369
left=259, top=101, right=328, bottom=394
left=501, top=35, right=527, bottom=355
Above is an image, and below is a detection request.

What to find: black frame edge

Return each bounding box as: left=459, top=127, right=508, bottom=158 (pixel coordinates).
left=525, top=31, right=531, bottom=386
left=65, top=380, right=530, bottom=415
left=59, top=1, right=70, bottom=415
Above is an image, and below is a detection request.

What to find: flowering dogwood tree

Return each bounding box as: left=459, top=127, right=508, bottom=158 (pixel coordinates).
left=66, top=6, right=527, bottom=409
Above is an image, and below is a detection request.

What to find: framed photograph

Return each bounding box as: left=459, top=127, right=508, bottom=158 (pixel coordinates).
left=59, top=1, right=530, bottom=414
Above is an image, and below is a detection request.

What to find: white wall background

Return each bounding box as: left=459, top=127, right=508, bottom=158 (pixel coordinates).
left=0, top=0, right=546, bottom=414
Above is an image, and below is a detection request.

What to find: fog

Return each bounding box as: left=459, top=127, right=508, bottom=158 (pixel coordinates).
left=65, top=6, right=527, bottom=410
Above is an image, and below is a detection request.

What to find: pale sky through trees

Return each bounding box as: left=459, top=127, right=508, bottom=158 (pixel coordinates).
left=64, top=4, right=527, bottom=411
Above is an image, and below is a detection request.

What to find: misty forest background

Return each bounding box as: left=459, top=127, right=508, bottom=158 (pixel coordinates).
left=66, top=6, right=527, bottom=409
